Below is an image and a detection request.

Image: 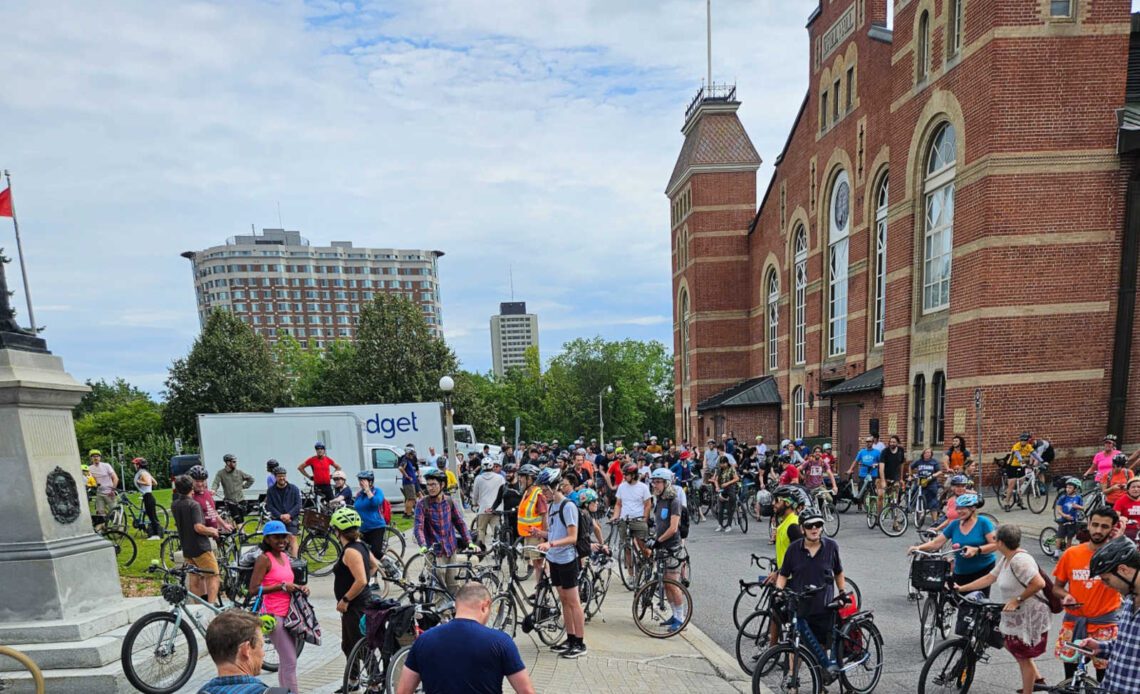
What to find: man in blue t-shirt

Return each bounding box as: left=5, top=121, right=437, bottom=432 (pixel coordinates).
left=397, top=582, right=534, bottom=694
left=846, top=436, right=884, bottom=506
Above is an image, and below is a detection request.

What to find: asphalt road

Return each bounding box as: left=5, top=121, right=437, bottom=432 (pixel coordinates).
left=679, top=505, right=1070, bottom=693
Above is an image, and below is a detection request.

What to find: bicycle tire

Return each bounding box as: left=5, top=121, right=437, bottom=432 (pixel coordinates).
left=381, top=526, right=407, bottom=559
left=823, top=502, right=841, bottom=537
left=1027, top=478, right=1049, bottom=514
left=618, top=540, right=641, bottom=591
left=845, top=577, right=862, bottom=608
left=154, top=503, right=171, bottom=532
left=342, top=636, right=382, bottom=694
left=735, top=608, right=775, bottom=674
left=912, top=494, right=928, bottom=531
left=918, top=637, right=975, bottom=694
left=632, top=577, right=692, bottom=638
left=386, top=644, right=417, bottom=694
left=865, top=498, right=879, bottom=529
left=752, top=644, right=823, bottom=694
left=489, top=593, right=517, bottom=636
left=689, top=492, right=703, bottom=525
left=837, top=618, right=884, bottom=694
left=120, top=611, right=198, bottom=694
left=158, top=534, right=181, bottom=570
left=737, top=503, right=749, bottom=533
left=1039, top=526, right=1059, bottom=558
left=299, top=532, right=342, bottom=577
left=879, top=504, right=908, bottom=538
left=919, top=597, right=942, bottom=658
left=699, top=487, right=714, bottom=518
left=734, top=583, right=768, bottom=630
left=978, top=512, right=998, bottom=527
left=532, top=583, right=566, bottom=646
left=102, top=528, right=138, bottom=567
left=768, top=515, right=778, bottom=542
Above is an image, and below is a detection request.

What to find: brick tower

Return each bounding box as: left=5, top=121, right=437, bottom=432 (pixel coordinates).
left=668, top=85, right=761, bottom=444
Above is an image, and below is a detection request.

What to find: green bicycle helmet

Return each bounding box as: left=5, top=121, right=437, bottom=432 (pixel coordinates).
left=330, top=507, right=362, bottom=531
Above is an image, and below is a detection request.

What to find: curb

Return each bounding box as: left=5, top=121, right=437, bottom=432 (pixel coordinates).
left=680, top=619, right=750, bottom=684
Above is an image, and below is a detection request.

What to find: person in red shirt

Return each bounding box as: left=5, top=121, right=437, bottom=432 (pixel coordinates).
left=298, top=441, right=341, bottom=502
left=1113, top=478, right=1140, bottom=539
left=778, top=455, right=800, bottom=486
left=606, top=456, right=626, bottom=499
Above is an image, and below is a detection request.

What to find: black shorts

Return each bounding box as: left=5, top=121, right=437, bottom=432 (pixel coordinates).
left=1005, top=466, right=1026, bottom=480
left=548, top=559, right=579, bottom=590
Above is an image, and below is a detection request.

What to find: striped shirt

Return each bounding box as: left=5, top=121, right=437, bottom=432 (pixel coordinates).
left=1103, top=596, right=1140, bottom=694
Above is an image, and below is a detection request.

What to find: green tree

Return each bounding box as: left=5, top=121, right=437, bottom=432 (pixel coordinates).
left=163, top=309, right=288, bottom=442
left=74, top=377, right=152, bottom=418
left=75, top=398, right=163, bottom=456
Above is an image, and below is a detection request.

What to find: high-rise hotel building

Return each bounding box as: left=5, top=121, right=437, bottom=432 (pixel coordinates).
left=182, top=229, right=444, bottom=346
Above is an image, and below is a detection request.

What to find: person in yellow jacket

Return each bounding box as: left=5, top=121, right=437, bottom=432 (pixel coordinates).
left=516, top=463, right=548, bottom=585
left=1004, top=433, right=1036, bottom=509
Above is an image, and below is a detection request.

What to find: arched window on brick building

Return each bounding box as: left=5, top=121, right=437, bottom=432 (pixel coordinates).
left=794, top=226, right=808, bottom=364
left=931, top=371, right=946, bottom=445
left=829, top=170, right=850, bottom=356
left=874, top=174, right=888, bottom=346
left=767, top=269, right=780, bottom=372
left=923, top=123, right=956, bottom=313
left=917, top=11, right=931, bottom=82
left=792, top=386, right=805, bottom=439
left=679, top=288, right=691, bottom=384
left=912, top=374, right=927, bottom=445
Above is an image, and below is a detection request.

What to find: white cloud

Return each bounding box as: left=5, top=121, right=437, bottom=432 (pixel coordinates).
left=0, top=0, right=818, bottom=390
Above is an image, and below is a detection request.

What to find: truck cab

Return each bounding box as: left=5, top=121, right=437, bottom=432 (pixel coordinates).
left=364, top=444, right=419, bottom=501
left=453, top=425, right=501, bottom=459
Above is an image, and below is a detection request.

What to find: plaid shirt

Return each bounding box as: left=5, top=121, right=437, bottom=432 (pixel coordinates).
left=1104, top=596, right=1140, bottom=694
left=413, top=494, right=469, bottom=557
left=197, top=675, right=269, bottom=693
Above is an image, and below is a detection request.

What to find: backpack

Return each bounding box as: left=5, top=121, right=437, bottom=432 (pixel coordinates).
left=1040, top=443, right=1055, bottom=464
left=1011, top=550, right=1064, bottom=614
left=679, top=504, right=690, bottom=540
left=555, top=501, right=592, bottom=559
left=381, top=497, right=392, bottom=524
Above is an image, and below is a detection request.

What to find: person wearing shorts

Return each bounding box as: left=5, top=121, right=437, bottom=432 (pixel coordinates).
left=1053, top=508, right=1120, bottom=684
left=611, top=462, right=651, bottom=572
left=536, top=468, right=587, bottom=659
left=399, top=446, right=420, bottom=518
left=171, top=475, right=221, bottom=603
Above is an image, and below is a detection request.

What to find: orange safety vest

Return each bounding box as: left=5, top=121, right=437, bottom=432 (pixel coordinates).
left=518, top=486, right=544, bottom=537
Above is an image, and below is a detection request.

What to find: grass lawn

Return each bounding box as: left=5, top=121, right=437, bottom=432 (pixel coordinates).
left=97, top=489, right=413, bottom=596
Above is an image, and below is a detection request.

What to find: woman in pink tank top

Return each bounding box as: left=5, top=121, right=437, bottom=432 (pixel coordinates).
left=249, top=521, right=308, bottom=692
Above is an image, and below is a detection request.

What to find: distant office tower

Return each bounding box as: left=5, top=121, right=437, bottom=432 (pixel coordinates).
left=490, top=302, right=539, bottom=377
left=181, top=228, right=444, bottom=346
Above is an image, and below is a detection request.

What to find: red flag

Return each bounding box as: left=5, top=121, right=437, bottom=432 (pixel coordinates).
left=0, top=187, right=11, bottom=217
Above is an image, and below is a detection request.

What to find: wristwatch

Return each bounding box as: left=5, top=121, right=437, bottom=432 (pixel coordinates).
left=1015, top=595, right=1023, bottom=603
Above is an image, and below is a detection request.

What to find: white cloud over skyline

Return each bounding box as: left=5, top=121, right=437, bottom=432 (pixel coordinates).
left=1, top=0, right=819, bottom=394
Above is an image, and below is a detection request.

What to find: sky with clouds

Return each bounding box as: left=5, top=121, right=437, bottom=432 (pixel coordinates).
left=4, top=1, right=1134, bottom=395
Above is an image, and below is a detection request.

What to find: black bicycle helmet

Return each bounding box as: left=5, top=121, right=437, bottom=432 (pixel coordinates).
left=1114, top=453, right=1129, bottom=467
left=536, top=455, right=551, bottom=466
left=504, top=462, right=519, bottom=474
left=223, top=453, right=236, bottom=463
left=799, top=509, right=825, bottom=526
left=187, top=465, right=208, bottom=480
left=266, top=459, right=279, bottom=471
left=1089, top=536, right=1140, bottom=577
left=424, top=469, right=447, bottom=484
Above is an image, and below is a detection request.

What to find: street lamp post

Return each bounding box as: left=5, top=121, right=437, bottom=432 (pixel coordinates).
left=599, top=385, right=612, bottom=446
left=440, top=375, right=456, bottom=474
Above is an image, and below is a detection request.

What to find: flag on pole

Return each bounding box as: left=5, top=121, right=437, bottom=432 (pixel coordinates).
left=0, top=187, right=11, bottom=218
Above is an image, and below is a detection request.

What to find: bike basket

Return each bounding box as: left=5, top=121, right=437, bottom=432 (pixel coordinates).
left=303, top=509, right=330, bottom=532
left=161, top=583, right=187, bottom=605
left=954, top=601, right=1004, bottom=650
left=910, top=559, right=951, bottom=592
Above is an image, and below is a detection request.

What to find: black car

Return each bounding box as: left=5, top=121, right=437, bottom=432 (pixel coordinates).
left=169, top=454, right=201, bottom=486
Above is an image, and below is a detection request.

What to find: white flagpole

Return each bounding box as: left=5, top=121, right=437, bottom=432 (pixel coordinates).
left=707, top=0, right=712, bottom=90
left=4, top=170, right=37, bottom=333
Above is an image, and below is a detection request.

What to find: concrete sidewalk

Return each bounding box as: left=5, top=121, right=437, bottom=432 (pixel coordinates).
left=293, top=578, right=753, bottom=694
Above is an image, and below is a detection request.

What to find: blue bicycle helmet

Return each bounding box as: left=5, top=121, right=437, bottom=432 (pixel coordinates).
left=357, top=470, right=375, bottom=482
left=536, top=467, right=562, bottom=487
left=949, top=474, right=969, bottom=486
left=956, top=493, right=981, bottom=508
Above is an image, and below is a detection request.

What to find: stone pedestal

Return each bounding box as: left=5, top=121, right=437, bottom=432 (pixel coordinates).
left=0, top=348, right=123, bottom=622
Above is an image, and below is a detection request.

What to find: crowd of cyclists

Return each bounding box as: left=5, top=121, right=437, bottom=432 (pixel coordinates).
left=100, top=429, right=1140, bottom=694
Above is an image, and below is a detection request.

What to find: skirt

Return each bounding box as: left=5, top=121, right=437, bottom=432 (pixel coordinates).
left=1004, top=631, right=1048, bottom=659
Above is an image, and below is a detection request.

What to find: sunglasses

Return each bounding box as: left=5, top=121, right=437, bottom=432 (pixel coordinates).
left=803, top=523, right=824, bottom=530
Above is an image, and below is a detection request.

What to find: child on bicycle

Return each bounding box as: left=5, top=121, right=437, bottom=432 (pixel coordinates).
left=1055, top=477, right=1084, bottom=554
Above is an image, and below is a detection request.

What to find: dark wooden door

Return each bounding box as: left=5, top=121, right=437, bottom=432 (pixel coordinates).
left=838, top=404, right=860, bottom=466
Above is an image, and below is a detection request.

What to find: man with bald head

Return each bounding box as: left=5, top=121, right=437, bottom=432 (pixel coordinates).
left=396, top=583, right=535, bottom=694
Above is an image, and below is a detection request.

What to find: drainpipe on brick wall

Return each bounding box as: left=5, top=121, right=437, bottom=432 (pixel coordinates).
left=1108, top=162, right=1140, bottom=439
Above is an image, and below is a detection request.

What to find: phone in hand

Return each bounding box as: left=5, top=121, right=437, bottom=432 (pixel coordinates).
left=1064, top=641, right=1097, bottom=657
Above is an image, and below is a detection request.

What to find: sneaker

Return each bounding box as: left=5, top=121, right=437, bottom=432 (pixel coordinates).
left=714, top=526, right=723, bottom=533
left=147, top=535, right=161, bottom=541
left=724, top=526, right=733, bottom=534
left=549, top=640, right=573, bottom=653
left=561, top=642, right=587, bottom=659
left=662, top=617, right=682, bottom=633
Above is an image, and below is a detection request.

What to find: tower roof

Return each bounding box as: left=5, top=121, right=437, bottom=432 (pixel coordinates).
left=666, top=88, right=761, bottom=196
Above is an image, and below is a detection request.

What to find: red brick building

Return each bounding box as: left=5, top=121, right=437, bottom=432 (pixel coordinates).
left=669, top=0, right=1140, bottom=470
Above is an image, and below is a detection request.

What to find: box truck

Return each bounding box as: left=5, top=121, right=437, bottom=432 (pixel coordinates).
left=196, top=412, right=410, bottom=501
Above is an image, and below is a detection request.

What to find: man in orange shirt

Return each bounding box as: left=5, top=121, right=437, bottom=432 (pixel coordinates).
left=1053, top=507, right=1122, bottom=684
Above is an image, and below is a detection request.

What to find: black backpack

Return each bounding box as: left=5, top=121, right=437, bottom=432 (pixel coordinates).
left=679, top=504, right=690, bottom=540
left=556, top=501, right=593, bottom=559
left=1040, top=442, right=1055, bottom=464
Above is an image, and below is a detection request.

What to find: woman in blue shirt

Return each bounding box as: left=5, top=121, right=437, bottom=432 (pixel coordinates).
left=907, top=493, right=997, bottom=595
left=354, top=470, right=388, bottom=560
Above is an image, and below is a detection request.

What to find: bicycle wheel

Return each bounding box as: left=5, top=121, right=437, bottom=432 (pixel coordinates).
left=823, top=502, right=840, bottom=537
left=912, top=494, right=928, bottom=531
left=381, top=526, right=407, bottom=559
left=342, top=636, right=383, bottom=694
left=532, top=583, right=566, bottom=646
left=699, top=487, right=714, bottom=518
left=768, top=515, right=778, bottom=542
left=158, top=534, right=181, bottom=570
left=919, top=597, right=943, bottom=658
left=747, top=491, right=762, bottom=521
left=120, top=611, right=198, bottom=694
left=102, top=529, right=138, bottom=567
left=737, top=502, right=749, bottom=533
left=154, top=504, right=171, bottom=532
left=689, top=492, right=703, bottom=525
left=735, top=609, right=775, bottom=675
left=844, top=577, right=862, bottom=608
left=1039, top=527, right=1059, bottom=558
left=752, top=644, right=822, bottom=694
left=734, top=583, right=768, bottom=630
left=510, top=541, right=535, bottom=582
left=489, top=593, right=517, bottom=635
left=879, top=504, right=908, bottom=538
left=918, top=637, right=975, bottom=694
left=299, top=532, right=342, bottom=577
left=865, top=497, right=879, bottom=529
left=589, top=570, right=610, bottom=616
left=578, top=572, right=594, bottom=616
left=1027, top=478, right=1049, bottom=514
left=387, top=644, right=421, bottom=694
left=618, top=541, right=641, bottom=591
left=632, top=577, right=692, bottom=638
left=836, top=618, right=884, bottom=694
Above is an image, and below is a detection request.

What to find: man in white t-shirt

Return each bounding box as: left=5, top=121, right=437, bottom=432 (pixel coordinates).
left=611, top=461, right=652, bottom=579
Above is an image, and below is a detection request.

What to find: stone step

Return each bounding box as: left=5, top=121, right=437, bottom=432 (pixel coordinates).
left=0, top=634, right=123, bottom=671
left=0, top=596, right=163, bottom=645
left=0, top=656, right=140, bottom=694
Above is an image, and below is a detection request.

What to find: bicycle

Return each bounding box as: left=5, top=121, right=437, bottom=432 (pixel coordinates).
left=632, top=545, right=694, bottom=638
left=297, top=507, right=343, bottom=577
left=93, top=514, right=137, bottom=566
left=1041, top=519, right=1087, bottom=559
left=479, top=510, right=533, bottom=583
left=734, top=554, right=778, bottom=630
left=683, top=479, right=703, bottom=526
left=810, top=487, right=841, bottom=537
left=1000, top=462, right=1050, bottom=514
left=904, top=475, right=942, bottom=531
left=487, top=550, right=565, bottom=646
left=878, top=480, right=909, bottom=538
left=402, top=544, right=502, bottom=606
left=120, top=563, right=302, bottom=693
left=106, top=490, right=170, bottom=539
left=1042, top=641, right=1106, bottom=694
left=0, top=645, right=45, bottom=694
left=750, top=585, right=884, bottom=694
left=909, top=547, right=966, bottom=658
left=917, top=594, right=1005, bottom=694
left=579, top=547, right=614, bottom=621
left=608, top=517, right=651, bottom=590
